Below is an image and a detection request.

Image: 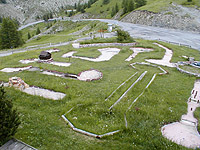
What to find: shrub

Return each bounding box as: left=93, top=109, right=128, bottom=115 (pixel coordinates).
left=117, top=29, right=134, bottom=43
left=0, top=85, right=20, bottom=146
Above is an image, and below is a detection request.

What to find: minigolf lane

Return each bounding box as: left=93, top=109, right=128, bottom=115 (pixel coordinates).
left=161, top=79, right=200, bottom=149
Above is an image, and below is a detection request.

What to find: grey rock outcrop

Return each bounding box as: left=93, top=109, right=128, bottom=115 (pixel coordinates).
left=121, top=9, right=200, bottom=33
left=0, top=0, right=88, bottom=24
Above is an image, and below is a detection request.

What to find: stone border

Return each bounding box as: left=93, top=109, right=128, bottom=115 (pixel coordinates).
left=79, top=43, right=137, bottom=48
left=176, top=64, right=200, bottom=77
left=109, top=71, right=147, bottom=110
left=62, top=115, right=120, bottom=139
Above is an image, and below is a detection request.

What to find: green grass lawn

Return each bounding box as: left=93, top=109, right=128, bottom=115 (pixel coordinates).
left=1, top=27, right=200, bottom=149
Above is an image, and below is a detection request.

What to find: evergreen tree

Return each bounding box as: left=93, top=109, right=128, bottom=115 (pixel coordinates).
left=122, top=0, right=126, bottom=8
left=135, top=0, right=147, bottom=8
left=36, top=27, right=41, bottom=35
left=102, top=0, right=110, bottom=5
left=49, top=12, right=53, bottom=19
left=111, top=7, right=116, bottom=17
left=0, top=85, right=21, bottom=145
left=128, top=0, right=135, bottom=12
left=115, top=3, right=119, bottom=13
left=77, top=2, right=81, bottom=12
left=0, top=0, right=6, bottom=4
left=0, top=18, right=24, bottom=49
left=123, top=0, right=129, bottom=15
left=87, top=1, right=91, bottom=8
left=27, top=32, right=31, bottom=39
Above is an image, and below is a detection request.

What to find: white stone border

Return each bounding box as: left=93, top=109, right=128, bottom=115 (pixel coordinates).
left=62, top=115, right=120, bottom=139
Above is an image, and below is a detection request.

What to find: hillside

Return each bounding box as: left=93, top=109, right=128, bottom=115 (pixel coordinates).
left=76, top=0, right=200, bottom=32
left=0, top=0, right=88, bottom=24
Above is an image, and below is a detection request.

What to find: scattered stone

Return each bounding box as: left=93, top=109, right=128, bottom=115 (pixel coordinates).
left=9, top=77, right=29, bottom=90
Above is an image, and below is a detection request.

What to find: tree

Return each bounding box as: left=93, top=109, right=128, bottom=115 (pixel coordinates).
left=103, top=0, right=110, bottom=5
left=115, top=3, right=119, bottom=13
left=36, top=27, right=41, bottom=35
left=135, top=0, right=147, bottom=8
left=0, top=0, right=6, bottom=4
left=87, top=1, right=91, bottom=8
left=27, top=32, right=31, bottom=39
left=128, top=0, right=135, bottom=12
left=0, top=85, right=20, bottom=145
left=117, top=29, right=134, bottom=43
left=111, top=7, right=116, bottom=17
left=0, top=18, right=24, bottom=49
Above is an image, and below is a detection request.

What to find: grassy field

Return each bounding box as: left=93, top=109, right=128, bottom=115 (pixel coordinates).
left=1, top=20, right=200, bottom=149
left=1, top=26, right=200, bottom=150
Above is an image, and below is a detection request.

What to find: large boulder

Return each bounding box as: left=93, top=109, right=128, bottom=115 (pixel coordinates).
left=39, top=51, right=51, bottom=60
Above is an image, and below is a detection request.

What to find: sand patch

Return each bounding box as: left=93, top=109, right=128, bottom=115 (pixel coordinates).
left=78, top=69, right=103, bottom=81
left=145, top=43, right=175, bottom=67
left=125, top=48, right=153, bottom=61
left=73, top=48, right=120, bottom=62
left=0, top=66, right=32, bottom=73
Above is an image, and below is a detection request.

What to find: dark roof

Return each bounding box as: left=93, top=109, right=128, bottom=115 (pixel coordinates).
left=0, top=139, right=37, bottom=150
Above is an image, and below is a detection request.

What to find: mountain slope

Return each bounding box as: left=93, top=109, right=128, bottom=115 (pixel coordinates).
left=0, top=0, right=88, bottom=24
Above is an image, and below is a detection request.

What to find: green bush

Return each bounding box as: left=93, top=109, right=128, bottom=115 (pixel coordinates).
left=0, top=86, right=20, bottom=146
left=117, top=29, right=134, bottom=43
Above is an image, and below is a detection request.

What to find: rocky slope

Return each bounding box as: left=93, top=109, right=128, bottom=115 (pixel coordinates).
left=121, top=3, right=200, bottom=33
left=0, top=0, right=88, bottom=24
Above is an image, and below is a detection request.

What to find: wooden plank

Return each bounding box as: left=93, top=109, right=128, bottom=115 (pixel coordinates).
left=0, top=139, right=15, bottom=150
left=10, top=142, right=26, bottom=150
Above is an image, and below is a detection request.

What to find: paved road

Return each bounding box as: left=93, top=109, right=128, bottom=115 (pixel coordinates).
left=85, top=19, right=200, bottom=51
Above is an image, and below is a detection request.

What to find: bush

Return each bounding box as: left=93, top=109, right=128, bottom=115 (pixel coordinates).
left=0, top=85, right=20, bottom=146
left=117, top=29, right=134, bottom=43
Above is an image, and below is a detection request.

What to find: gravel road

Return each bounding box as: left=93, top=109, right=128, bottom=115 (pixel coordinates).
left=86, top=19, right=200, bottom=51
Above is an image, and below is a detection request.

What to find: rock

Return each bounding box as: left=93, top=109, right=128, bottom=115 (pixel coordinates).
left=9, top=77, right=29, bottom=90
left=39, top=51, right=51, bottom=60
